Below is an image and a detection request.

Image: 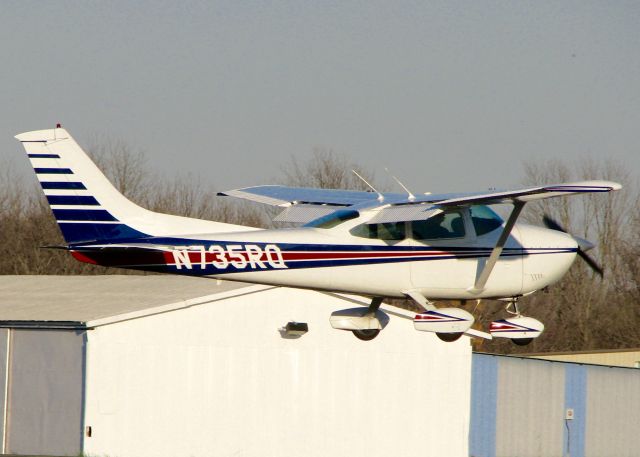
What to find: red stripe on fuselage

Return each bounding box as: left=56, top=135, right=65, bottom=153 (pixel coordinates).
left=167, top=249, right=453, bottom=264
left=280, top=251, right=450, bottom=260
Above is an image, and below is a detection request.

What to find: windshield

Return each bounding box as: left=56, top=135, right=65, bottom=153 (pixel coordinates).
left=470, top=205, right=503, bottom=236
left=304, top=209, right=359, bottom=229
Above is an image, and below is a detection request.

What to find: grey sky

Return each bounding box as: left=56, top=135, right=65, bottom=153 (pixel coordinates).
left=1, top=1, right=638, bottom=194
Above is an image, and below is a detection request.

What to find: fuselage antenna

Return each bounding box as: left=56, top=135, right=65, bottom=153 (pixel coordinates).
left=385, top=168, right=416, bottom=201
left=352, top=170, right=384, bottom=202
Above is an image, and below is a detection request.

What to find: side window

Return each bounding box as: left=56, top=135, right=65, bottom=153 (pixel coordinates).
left=411, top=211, right=465, bottom=240
left=378, top=222, right=405, bottom=240
left=470, top=206, right=503, bottom=236
left=350, top=224, right=378, bottom=239
left=350, top=222, right=405, bottom=240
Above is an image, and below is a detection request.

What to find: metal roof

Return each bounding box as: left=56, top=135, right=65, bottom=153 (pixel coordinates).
left=0, top=275, right=256, bottom=326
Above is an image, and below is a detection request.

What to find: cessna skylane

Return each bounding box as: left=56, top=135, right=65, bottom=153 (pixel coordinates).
left=16, top=126, right=621, bottom=344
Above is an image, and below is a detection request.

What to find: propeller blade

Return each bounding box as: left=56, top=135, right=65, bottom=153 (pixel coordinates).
left=543, top=214, right=604, bottom=278
left=577, top=249, right=604, bottom=278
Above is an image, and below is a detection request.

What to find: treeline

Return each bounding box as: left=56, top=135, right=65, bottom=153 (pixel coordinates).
left=1, top=140, right=638, bottom=353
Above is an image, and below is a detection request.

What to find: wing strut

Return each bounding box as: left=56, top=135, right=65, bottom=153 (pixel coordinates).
left=471, top=201, right=525, bottom=292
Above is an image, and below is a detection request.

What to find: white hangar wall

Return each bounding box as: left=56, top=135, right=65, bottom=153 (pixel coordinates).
left=82, top=285, right=472, bottom=457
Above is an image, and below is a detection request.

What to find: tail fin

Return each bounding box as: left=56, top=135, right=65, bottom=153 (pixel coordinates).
left=15, top=127, right=252, bottom=244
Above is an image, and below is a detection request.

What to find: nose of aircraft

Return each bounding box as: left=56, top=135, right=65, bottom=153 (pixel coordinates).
left=519, top=223, right=579, bottom=251
left=518, top=223, right=579, bottom=291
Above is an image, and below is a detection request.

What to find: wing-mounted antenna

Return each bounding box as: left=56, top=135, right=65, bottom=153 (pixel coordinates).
left=385, top=168, right=415, bottom=201
left=352, top=170, right=384, bottom=202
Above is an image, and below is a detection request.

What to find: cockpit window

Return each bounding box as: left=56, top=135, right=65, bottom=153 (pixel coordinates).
left=304, top=209, right=359, bottom=229
left=350, top=222, right=406, bottom=240
left=470, top=205, right=503, bottom=236
left=411, top=211, right=465, bottom=240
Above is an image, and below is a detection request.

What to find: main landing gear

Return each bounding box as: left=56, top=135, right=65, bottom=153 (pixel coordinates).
left=413, top=307, right=475, bottom=342
left=329, top=295, right=545, bottom=345
left=409, top=291, right=474, bottom=342
left=329, top=297, right=389, bottom=341
left=352, top=329, right=381, bottom=341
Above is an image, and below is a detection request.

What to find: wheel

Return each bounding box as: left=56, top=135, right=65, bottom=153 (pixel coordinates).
left=436, top=332, right=463, bottom=342
left=352, top=329, right=381, bottom=341
left=512, top=337, right=533, bottom=346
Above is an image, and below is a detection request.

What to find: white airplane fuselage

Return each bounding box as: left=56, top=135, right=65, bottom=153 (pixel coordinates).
left=123, top=217, right=577, bottom=300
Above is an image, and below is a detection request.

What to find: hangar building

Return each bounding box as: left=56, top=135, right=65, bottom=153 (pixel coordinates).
left=0, top=275, right=471, bottom=457
left=470, top=353, right=640, bottom=457
left=0, top=275, right=639, bottom=457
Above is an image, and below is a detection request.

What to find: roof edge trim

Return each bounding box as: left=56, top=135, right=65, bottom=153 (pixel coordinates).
left=86, top=284, right=277, bottom=328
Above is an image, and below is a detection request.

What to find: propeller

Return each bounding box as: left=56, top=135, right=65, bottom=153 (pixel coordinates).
left=542, top=215, right=604, bottom=278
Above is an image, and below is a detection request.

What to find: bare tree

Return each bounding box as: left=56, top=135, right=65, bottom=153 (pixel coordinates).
left=87, top=136, right=268, bottom=228
left=281, top=147, right=376, bottom=190
left=88, top=136, right=150, bottom=204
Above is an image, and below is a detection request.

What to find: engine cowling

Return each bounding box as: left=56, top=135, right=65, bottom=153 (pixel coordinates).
left=413, top=308, right=474, bottom=334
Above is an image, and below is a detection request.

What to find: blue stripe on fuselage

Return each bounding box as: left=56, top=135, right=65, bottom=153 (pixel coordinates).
left=69, top=236, right=576, bottom=274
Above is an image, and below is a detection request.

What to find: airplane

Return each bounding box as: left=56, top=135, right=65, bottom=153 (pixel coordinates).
left=15, top=126, right=622, bottom=344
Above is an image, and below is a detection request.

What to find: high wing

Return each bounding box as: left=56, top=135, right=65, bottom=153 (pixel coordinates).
left=218, top=185, right=390, bottom=207
left=218, top=181, right=622, bottom=223
left=432, top=181, right=623, bottom=206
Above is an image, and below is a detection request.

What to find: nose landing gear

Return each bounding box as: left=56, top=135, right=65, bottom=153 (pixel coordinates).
left=490, top=299, right=544, bottom=346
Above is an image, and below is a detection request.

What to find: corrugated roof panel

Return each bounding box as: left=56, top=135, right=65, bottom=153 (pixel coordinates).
left=0, top=275, right=251, bottom=323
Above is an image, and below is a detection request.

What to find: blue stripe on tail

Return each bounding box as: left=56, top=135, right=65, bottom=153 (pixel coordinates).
left=34, top=168, right=74, bottom=174
left=28, top=153, right=61, bottom=158
left=45, top=187, right=148, bottom=243
left=52, top=209, right=119, bottom=222
left=47, top=195, right=100, bottom=206
left=41, top=182, right=87, bottom=190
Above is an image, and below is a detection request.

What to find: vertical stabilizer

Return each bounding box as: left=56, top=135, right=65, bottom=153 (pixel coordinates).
left=15, top=127, right=253, bottom=244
